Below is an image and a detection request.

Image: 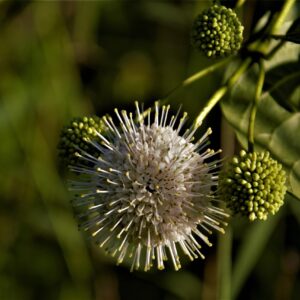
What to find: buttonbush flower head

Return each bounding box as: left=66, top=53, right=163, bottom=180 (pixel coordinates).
left=219, top=150, right=287, bottom=221
left=69, top=102, right=228, bottom=271
left=191, top=4, right=244, bottom=58
left=58, top=116, right=107, bottom=167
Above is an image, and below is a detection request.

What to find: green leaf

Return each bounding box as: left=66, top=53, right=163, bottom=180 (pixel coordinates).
left=221, top=45, right=300, bottom=198
left=287, top=17, right=300, bottom=35
left=264, top=60, right=300, bottom=111
left=231, top=212, right=281, bottom=299
left=272, top=32, right=300, bottom=44
left=271, top=17, right=300, bottom=44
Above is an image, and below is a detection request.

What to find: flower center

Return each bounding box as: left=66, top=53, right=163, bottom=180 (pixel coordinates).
left=146, top=183, right=157, bottom=193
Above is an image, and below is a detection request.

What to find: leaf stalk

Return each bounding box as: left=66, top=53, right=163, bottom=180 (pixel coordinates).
left=247, top=59, right=265, bottom=152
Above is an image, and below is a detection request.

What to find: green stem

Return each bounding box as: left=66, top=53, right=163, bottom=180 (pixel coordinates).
left=235, top=0, right=246, bottom=9
left=269, top=0, right=296, bottom=35
left=247, top=59, right=265, bottom=152
left=247, top=0, right=295, bottom=56
left=164, top=57, right=233, bottom=101
left=287, top=191, right=300, bottom=202
left=182, top=57, right=232, bottom=87
left=143, top=57, right=233, bottom=120
left=217, top=226, right=232, bottom=300
left=194, top=58, right=252, bottom=127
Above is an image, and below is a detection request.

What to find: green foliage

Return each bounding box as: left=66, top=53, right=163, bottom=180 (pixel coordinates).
left=221, top=44, right=300, bottom=199
left=264, top=60, right=300, bottom=111
left=1, top=0, right=300, bottom=299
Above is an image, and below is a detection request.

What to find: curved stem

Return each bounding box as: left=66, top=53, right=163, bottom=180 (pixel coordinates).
left=247, top=59, right=265, bottom=152
left=164, top=57, right=233, bottom=101
left=194, top=57, right=252, bottom=128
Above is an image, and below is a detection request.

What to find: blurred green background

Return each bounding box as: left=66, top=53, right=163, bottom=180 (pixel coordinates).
left=0, top=1, right=299, bottom=300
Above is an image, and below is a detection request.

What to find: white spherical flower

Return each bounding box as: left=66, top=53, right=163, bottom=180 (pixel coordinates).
left=69, top=102, right=228, bottom=271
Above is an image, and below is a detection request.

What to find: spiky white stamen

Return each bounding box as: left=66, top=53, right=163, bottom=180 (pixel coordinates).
left=70, top=102, right=228, bottom=271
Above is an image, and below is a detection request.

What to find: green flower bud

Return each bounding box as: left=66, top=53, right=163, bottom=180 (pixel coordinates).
left=191, top=4, right=244, bottom=58
left=219, top=150, right=287, bottom=221
left=58, top=115, right=107, bottom=166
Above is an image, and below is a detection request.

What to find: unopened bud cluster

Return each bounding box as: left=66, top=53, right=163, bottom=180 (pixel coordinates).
left=219, top=150, right=287, bottom=221
left=58, top=116, right=107, bottom=166
left=191, top=4, right=244, bottom=58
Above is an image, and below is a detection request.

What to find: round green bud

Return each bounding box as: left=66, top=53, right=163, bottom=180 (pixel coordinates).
left=219, top=151, right=287, bottom=221
left=191, top=4, right=244, bottom=58
left=58, top=115, right=107, bottom=167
